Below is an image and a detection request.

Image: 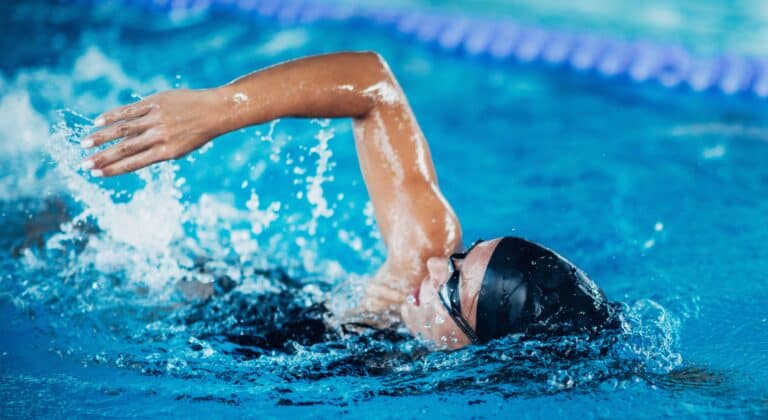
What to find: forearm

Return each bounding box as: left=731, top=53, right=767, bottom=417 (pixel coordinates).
left=81, top=51, right=401, bottom=176
left=212, top=51, right=392, bottom=132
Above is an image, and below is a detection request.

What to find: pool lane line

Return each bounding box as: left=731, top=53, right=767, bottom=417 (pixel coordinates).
left=92, top=0, right=768, bottom=99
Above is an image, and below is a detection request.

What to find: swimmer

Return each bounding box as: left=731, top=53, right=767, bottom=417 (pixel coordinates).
left=82, top=52, right=617, bottom=349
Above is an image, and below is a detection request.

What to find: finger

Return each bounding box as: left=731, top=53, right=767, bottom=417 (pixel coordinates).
left=96, top=148, right=162, bottom=177
left=84, top=133, right=154, bottom=170
left=82, top=119, right=151, bottom=148
left=94, top=102, right=154, bottom=127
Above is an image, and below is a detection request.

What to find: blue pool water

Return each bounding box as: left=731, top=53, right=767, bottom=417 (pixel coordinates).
left=2, top=0, right=768, bottom=418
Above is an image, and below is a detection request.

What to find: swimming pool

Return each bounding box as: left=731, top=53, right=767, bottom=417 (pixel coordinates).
left=1, top=0, right=767, bottom=417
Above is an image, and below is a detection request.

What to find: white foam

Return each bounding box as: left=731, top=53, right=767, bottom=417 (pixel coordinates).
left=5, top=46, right=383, bottom=307
left=0, top=89, right=58, bottom=199
left=246, top=191, right=281, bottom=235
left=337, top=229, right=363, bottom=252
left=303, top=127, right=335, bottom=235
left=0, top=46, right=172, bottom=201
left=45, top=118, right=188, bottom=291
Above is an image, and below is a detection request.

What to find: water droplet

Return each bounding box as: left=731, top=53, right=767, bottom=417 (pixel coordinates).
left=406, top=294, right=416, bottom=305
left=450, top=336, right=459, bottom=344
left=423, top=322, right=432, bottom=330
left=702, top=144, right=726, bottom=159
left=434, top=315, right=445, bottom=325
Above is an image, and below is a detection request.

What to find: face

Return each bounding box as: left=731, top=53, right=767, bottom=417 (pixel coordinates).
left=400, top=239, right=501, bottom=350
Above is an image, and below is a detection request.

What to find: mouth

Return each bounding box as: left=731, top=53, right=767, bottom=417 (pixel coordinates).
left=412, top=286, right=420, bottom=307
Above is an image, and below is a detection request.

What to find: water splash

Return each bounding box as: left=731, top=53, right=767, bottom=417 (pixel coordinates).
left=0, top=41, right=691, bottom=408
left=1, top=46, right=368, bottom=302
left=303, top=120, right=335, bottom=236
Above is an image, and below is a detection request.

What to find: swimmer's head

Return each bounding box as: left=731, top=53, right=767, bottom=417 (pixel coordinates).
left=400, top=237, right=617, bottom=349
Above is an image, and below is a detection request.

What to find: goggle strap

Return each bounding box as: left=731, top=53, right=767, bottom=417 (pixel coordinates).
left=438, top=289, right=480, bottom=344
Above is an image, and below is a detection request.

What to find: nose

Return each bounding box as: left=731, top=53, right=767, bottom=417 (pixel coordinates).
left=426, top=256, right=449, bottom=289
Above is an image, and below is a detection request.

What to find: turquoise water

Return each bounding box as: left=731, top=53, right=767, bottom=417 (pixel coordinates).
left=1, top=0, right=768, bottom=418
left=369, top=0, right=768, bottom=56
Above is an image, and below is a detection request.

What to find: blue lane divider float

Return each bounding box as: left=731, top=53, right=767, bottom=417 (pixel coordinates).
left=111, top=0, right=768, bottom=99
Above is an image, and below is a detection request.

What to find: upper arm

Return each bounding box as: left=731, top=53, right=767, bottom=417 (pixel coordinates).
left=352, top=53, right=462, bottom=294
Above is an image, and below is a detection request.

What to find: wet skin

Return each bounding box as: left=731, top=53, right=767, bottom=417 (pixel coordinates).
left=83, top=51, right=491, bottom=349
left=402, top=239, right=502, bottom=349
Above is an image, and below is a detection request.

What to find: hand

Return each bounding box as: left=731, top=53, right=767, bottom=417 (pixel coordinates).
left=81, top=88, right=225, bottom=177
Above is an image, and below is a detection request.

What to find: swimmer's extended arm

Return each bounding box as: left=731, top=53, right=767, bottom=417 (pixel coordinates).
left=84, top=51, right=461, bottom=313
left=83, top=53, right=386, bottom=171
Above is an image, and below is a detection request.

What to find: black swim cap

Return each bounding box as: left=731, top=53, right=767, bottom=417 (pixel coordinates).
left=475, top=237, right=617, bottom=343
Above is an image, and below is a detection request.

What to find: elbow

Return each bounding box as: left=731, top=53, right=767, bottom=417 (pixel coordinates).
left=353, top=51, right=403, bottom=109
left=357, top=51, right=390, bottom=72
left=351, top=51, right=395, bottom=86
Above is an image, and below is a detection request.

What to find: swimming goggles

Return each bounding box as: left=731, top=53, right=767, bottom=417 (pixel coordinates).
left=437, top=239, right=483, bottom=344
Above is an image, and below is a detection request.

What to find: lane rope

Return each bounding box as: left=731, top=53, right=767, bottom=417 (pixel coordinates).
left=100, top=0, right=768, bottom=99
